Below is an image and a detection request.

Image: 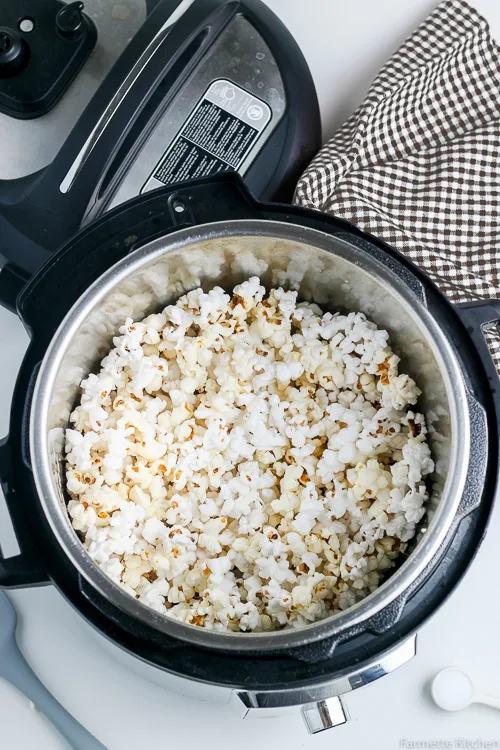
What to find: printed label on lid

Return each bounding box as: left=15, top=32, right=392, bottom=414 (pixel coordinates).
left=141, top=79, right=271, bottom=193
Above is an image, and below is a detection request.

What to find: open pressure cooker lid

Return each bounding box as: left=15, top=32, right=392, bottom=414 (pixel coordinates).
left=1, top=174, right=498, bottom=691
left=0, top=0, right=321, bottom=305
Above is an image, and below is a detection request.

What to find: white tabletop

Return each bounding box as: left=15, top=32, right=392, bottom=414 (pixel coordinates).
left=1, top=1, right=500, bottom=748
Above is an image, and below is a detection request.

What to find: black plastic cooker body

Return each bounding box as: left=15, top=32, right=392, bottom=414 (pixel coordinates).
left=0, top=173, right=498, bottom=691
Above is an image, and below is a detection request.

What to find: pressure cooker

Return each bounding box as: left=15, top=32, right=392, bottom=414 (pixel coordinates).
left=0, top=173, right=498, bottom=733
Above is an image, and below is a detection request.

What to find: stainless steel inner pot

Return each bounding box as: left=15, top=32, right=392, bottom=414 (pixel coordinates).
left=30, top=219, right=470, bottom=652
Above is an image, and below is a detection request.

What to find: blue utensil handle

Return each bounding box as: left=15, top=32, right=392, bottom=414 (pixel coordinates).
left=1, top=646, right=108, bottom=750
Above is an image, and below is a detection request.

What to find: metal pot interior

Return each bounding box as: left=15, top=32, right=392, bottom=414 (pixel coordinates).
left=31, top=220, right=469, bottom=651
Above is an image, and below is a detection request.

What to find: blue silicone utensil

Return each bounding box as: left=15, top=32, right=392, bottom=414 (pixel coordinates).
left=0, top=591, right=108, bottom=749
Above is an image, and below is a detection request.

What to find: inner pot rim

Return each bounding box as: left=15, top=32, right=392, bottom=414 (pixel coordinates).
left=30, top=219, right=470, bottom=652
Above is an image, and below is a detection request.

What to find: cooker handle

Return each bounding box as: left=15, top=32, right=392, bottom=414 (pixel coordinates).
left=455, top=300, right=500, bottom=416
left=0, top=436, right=49, bottom=588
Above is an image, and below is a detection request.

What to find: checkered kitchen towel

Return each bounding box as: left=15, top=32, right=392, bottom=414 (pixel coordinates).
left=295, top=0, right=500, bottom=370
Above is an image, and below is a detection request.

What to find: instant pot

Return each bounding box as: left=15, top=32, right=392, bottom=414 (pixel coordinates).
left=0, top=0, right=499, bottom=733
left=0, top=173, right=499, bottom=732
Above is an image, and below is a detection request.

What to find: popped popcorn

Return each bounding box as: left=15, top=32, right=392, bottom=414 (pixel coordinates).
left=65, top=279, right=433, bottom=632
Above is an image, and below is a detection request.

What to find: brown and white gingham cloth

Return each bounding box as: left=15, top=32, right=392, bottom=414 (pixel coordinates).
left=295, top=0, right=500, bottom=370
